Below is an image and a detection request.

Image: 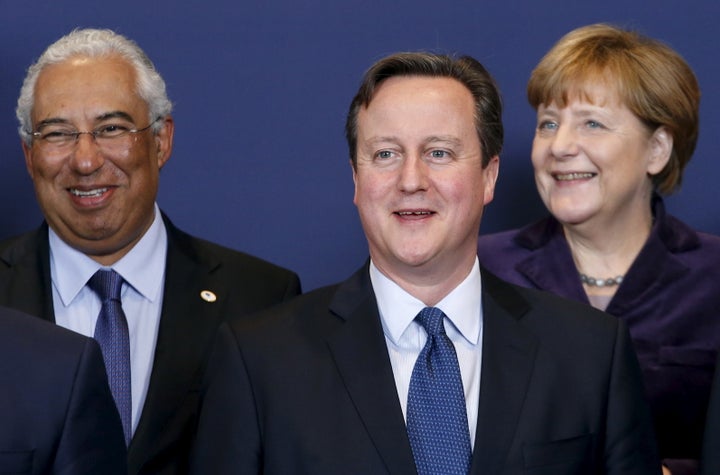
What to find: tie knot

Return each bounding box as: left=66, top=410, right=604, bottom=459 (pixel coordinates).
left=88, top=269, right=124, bottom=302
left=416, top=307, right=446, bottom=337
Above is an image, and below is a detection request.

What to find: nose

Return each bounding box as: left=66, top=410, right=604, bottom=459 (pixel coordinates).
left=398, top=154, right=430, bottom=193
left=68, top=132, right=105, bottom=174
left=549, top=125, right=580, bottom=159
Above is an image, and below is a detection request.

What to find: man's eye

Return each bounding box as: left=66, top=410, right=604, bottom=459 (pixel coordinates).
left=376, top=150, right=394, bottom=160
left=96, top=124, right=130, bottom=137
left=41, top=130, right=75, bottom=142
left=430, top=150, right=448, bottom=158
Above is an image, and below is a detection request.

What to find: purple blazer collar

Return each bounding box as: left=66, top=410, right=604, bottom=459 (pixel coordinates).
left=511, top=195, right=698, bottom=314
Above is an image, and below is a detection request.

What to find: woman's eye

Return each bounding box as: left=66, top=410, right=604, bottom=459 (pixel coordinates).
left=538, top=120, right=557, bottom=130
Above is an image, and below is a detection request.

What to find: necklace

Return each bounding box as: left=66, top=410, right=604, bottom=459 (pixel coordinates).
left=579, top=273, right=624, bottom=287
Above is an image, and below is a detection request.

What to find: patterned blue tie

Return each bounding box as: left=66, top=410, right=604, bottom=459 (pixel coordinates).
left=407, top=307, right=472, bottom=475
left=88, top=269, right=132, bottom=445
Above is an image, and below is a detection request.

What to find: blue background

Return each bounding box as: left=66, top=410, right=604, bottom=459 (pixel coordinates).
left=1, top=1, right=718, bottom=290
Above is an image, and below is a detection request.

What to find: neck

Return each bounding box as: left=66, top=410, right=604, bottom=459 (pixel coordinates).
left=371, top=255, right=476, bottom=307
left=563, top=205, right=653, bottom=279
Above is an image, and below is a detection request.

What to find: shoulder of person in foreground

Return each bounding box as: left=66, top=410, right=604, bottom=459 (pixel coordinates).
left=0, top=306, right=127, bottom=474
left=190, top=280, right=358, bottom=475
left=481, top=270, right=661, bottom=473
left=700, top=351, right=720, bottom=475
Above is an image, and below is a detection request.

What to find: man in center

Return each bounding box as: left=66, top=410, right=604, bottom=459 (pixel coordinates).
left=191, top=52, right=660, bottom=474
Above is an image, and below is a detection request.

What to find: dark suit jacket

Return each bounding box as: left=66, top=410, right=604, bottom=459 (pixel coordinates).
left=191, top=263, right=660, bottom=474
left=701, top=353, right=720, bottom=475
left=0, top=305, right=126, bottom=474
left=0, top=215, right=301, bottom=475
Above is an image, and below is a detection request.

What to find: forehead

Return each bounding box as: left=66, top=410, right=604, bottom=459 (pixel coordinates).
left=545, top=76, right=625, bottom=110
left=357, top=76, right=476, bottom=135
left=368, top=75, right=473, bottom=109
left=32, top=54, right=147, bottom=123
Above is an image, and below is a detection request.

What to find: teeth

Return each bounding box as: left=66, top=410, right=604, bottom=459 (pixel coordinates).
left=555, top=173, right=595, bottom=181
left=397, top=211, right=432, bottom=216
left=70, top=188, right=108, bottom=197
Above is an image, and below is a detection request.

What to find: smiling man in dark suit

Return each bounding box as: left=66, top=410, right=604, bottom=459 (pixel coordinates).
left=190, top=52, right=660, bottom=474
left=2, top=28, right=300, bottom=475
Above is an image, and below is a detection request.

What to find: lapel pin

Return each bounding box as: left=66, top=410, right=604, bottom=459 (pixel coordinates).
left=200, top=290, right=217, bottom=303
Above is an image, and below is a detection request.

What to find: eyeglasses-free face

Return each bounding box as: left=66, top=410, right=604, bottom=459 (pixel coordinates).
left=22, top=54, right=174, bottom=266
left=352, top=76, right=498, bottom=294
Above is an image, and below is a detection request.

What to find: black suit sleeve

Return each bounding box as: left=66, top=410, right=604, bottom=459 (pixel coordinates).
left=605, top=320, right=662, bottom=474
left=190, top=324, right=261, bottom=475
left=54, top=338, right=127, bottom=475
left=282, top=273, right=302, bottom=301
left=701, top=353, right=720, bottom=475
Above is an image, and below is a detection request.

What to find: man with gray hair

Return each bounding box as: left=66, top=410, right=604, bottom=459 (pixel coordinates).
left=3, top=28, right=301, bottom=474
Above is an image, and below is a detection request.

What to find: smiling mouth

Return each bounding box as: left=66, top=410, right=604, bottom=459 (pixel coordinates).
left=396, top=211, right=434, bottom=216
left=553, top=172, right=596, bottom=181
left=69, top=187, right=108, bottom=197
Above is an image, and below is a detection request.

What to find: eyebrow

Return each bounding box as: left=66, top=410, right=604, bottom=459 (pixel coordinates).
left=35, top=110, right=137, bottom=129
left=96, top=111, right=135, bottom=123
left=364, top=136, right=400, bottom=146
left=364, top=135, right=463, bottom=146
left=425, top=135, right=462, bottom=146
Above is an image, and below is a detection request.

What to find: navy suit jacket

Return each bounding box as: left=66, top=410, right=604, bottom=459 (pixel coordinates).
left=0, top=305, right=126, bottom=474
left=0, top=215, right=301, bottom=475
left=191, top=263, right=660, bottom=474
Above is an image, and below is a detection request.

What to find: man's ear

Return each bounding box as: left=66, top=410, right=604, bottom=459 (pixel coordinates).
left=22, top=139, right=35, bottom=179
left=351, top=159, right=359, bottom=205
left=155, top=116, right=174, bottom=169
left=482, top=155, right=500, bottom=205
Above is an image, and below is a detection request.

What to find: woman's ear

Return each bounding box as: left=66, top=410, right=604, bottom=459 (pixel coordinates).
left=647, top=126, right=673, bottom=175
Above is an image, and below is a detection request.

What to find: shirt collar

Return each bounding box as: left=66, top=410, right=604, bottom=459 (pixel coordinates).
left=50, top=203, right=167, bottom=306
left=370, top=257, right=483, bottom=346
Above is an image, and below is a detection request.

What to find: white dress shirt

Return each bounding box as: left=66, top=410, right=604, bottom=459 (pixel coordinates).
left=370, top=257, right=484, bottom=448
left=50, top=204, right=167, bottom=436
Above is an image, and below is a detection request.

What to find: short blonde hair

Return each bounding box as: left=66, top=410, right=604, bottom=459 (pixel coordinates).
left=527, top=23, right=699, bottom=194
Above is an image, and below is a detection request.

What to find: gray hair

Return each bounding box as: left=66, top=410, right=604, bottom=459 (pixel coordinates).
left=16, top=28, right=173, bottom=144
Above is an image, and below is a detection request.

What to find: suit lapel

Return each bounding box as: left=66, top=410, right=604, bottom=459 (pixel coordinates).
left=0, top=224, right=55, bottom=321
left=514, top=229, right=589, bottom=304
left=607, top=225, right=689, bottom=317
left=470, top=270, right=538, bottom=475
left=128, top=218, right=225, bottom=469
left=325, top=266, right=418, bottom=475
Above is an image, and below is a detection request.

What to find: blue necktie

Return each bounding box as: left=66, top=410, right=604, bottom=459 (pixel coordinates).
left=88, top=269, right=132, bottom=445
left=407, top=307, right=472, bottom=475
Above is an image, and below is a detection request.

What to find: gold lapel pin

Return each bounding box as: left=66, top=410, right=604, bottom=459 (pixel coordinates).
left=200, top=290, right=217, bottom=303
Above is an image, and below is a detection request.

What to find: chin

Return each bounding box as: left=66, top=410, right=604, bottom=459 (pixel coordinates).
left=392, top=249, right=439, bottom=269
left=552, top=210, right=596, bottom=226
left=547, top=201, right=596, bottom=224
